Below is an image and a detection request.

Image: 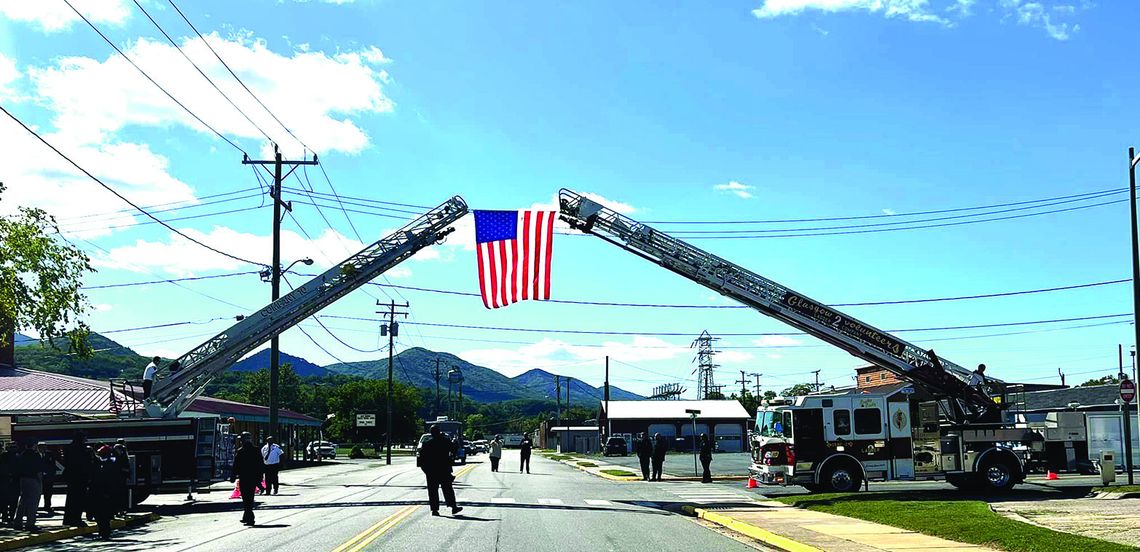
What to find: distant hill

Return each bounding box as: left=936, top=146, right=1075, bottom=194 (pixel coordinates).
left=325, top=347, right=645, bottom=405
left=14, top=333, right=35, bottom=346
left=13, top=331, right=137, bottom=356
left=14, top=332, right=146, bottom=381
left=231, top=349, right=330, bottom=377
left=326, top=347, right=529, bottom=403
left=512, top=368, right=644, bottom=404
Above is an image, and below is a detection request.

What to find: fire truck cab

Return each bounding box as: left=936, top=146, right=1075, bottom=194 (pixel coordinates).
left=750, top=386, right=1031, bottom=493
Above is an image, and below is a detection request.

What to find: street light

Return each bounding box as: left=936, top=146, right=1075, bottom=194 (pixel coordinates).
left=264, top=256, right=313, bottom=437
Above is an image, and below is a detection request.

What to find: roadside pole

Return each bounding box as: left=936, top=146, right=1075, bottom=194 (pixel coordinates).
left=1129, top=146, right=1140, bottom=484
left=1122, top=378, right=1136, bottom=485
left=378, top=300, right=409, bottom=465
left=686, top=408, right=701, bottom=478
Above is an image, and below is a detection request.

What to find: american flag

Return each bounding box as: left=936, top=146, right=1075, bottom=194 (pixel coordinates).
left=474, top=210, right=555, bottom=309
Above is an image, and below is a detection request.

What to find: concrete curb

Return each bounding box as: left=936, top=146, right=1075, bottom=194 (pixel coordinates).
left=0, top=513, right=160, bottom=551
left=1091, top=491, right=1140, bottom=500
left=681, top=505, right=822, bottom=552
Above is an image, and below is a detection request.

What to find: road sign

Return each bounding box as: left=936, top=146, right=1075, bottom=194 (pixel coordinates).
left=1122, top=379, right=1136, bottom=403
left=356, top=413, right=376, bottom=427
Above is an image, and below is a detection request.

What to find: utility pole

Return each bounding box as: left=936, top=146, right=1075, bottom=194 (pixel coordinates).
left=377, top=300, right=409, bottom=465
left=750, top=373, right=763, bottom=398
left=555, top=375, right=561, bottom=423
left=812, top=370, right=821, bottom=393
left=1057, top=368, right=1065, bottom=387
left=243, top=146, right=318, bottom=437
left=433, top=358, right=442, bottom=418
left=1128, top=146, right=1140, bottom=484
left=736, top=370, right=747, bottom=398
left=605, top=356, right=611, bottom=438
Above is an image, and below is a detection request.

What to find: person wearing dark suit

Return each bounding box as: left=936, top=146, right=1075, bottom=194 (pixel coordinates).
left=651, top=433, right=668, bottom=481
left=230, top=432, right=264, bottom=526
left=635, top=433, right=653, bottom=481
left=418, top=426, right=462, bottom=516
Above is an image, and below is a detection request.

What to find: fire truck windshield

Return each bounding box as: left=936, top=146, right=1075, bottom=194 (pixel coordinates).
left=757, top=410, right=793, bottom=438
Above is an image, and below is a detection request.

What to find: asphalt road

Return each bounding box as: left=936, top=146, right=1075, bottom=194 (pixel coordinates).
left=40, top=451, right=769, bottom=551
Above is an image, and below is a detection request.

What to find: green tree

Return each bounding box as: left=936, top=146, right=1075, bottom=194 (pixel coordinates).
left=464, top=413, right=487, bottom=440
left=1079, top=374, right=1122, bottom=387
left=326, top=379, right=423, bottom=444
left=730, top=390, right=761, bottom=417
left=244, top=363, right=303, bottom=412
left=780, top=383, right=814, bottom=397
left=0, top=183, right=93, bottom=355
left=763, top=390, right=777, bottom=401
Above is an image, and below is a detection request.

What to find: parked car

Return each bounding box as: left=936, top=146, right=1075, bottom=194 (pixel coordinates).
left=603, top=436, right=628, bottom=457
left=306, top=440, right=337, bottom=460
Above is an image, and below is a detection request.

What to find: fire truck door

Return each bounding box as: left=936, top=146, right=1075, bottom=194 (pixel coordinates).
left=888, top=401, right=914, bottom=479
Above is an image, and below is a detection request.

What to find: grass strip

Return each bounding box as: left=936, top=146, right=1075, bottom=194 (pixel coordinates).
left=547, top=454, right=573, bottom=461
left=1094, top=485, right=1140, bottom=493
left=775, top=493, right=1133, bottom=552
left=577, top=461, right=598, bottom=467
left=600, top=469, right=638, bottom=477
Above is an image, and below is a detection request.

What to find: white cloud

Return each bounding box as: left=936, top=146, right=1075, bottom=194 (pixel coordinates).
left=753, top=0, right=1087, bottom=39
left=28, top=33, right=394, bottom=155
left=92, top=303, right=113, bottom=312
left=0, top=52, right=19, bottom=100
left=92, top=226, right=362, bottom=276
left=882, top=208, right=896, bottom=215
left=713, top=181, right=755, bottom=200
left=751, top=335, right=804, bottom=347
left=716, top=350, right=757, bottom=364
left=0, top=0, right=130, bottom=33
left=459, top=336, right=687, bottom=376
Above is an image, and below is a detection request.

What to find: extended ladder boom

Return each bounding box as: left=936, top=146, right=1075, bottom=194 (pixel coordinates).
left=557, top=189, right=1000, bottom=423
left=147, top=195, right=469, bottom=418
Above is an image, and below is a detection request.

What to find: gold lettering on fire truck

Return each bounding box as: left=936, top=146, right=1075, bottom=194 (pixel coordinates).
left=783, top=294, right=908, bottom=358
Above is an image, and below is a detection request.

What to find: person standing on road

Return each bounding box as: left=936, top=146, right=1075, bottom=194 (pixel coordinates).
left=488, top=435, right=503, bottom=472
left=231, top=432, right=263, bottom=526
left=62, top=433, right=89, bottom=527
left=0, top=441, right=17, bottom=523
left=142, top=356, right=159, bottom=399
left=417, top=425, right=463, bottom=517
left=699, top=434, right=713, bottom=483
left=38, top=444, right=57, bottom=516
left=112, top=440, right=130, bottom=516
left=519, top=433, right=533, bottom=474
left=651, top=433, right=667, bottom=481
left=88, top=446, right=117, bottom=540
left=635, top=433, right=653, bottom=481
left=261, top=437, right=284, bottom=495
left=12, top=442, right=42, bottom=531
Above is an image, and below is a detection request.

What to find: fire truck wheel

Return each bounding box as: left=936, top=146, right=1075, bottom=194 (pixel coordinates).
left=822, top=463, right=862, bottom=493
left=978, top=459, right=1016, bottom=492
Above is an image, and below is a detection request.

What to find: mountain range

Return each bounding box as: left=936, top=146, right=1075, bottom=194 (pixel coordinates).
left=230, top=349, right=331, bottom=377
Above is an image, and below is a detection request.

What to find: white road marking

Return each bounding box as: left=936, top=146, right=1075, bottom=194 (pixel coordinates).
left=584, top=499, right=612, bottom=506
left=490, top=497, right=517, bottom=504
left=538, top=498, right=564, bottom=505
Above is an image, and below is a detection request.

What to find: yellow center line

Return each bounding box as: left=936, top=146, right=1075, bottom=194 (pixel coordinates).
left=331, top=505, right=417, bottom=552
left=454, top=464, right=478, bottom=479
left=345, top=505, right=419, bottom=552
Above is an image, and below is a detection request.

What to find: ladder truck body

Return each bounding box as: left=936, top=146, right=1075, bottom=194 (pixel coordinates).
left=557, top=188, right=1035, bottom=492
left=14, top=195, right=468, bottom=504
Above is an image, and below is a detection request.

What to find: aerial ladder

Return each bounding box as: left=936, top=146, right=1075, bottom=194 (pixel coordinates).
left=143, top=195, right=469, bottom=419
left=557, top=189, right=1003, bottom=425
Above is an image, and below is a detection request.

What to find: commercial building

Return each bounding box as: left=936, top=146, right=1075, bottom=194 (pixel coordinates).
left=598, top=400, right=750, bottom=453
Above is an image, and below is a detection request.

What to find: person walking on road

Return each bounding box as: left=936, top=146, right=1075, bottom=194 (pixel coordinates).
left=651, top=433, right=667, bottom=481
left=88, top=446, right=117, bottom=540
left=62, top=433, right=89, bottom=527
left=635, top=433, right=653, bottom=481
left=112, top=440, right=130, bottom=515
left=12, top=442, right=42, bottom=531
left=38, top=444, right=57, bottom=516
left=417, top=426, right=462, bottom=517
left=142, top=356, right=159, bottom=399
left=488, top=435, right=503, bottom=472
left=519, top=433, right=533, bottom=474
left=699, top=434, right=713, bottom=483
left=231, top=432, right=263, bottom=526
left=261, top=437, right=284, bottom=495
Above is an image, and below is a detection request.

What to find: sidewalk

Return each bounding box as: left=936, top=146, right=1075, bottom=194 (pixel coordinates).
left=684, top=502, right=993, bottom=552
left=0, top=511, right=158, bottom=551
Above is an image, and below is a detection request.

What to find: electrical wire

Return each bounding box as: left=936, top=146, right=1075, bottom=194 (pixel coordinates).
left=131, top=0, right=275, bottom=144
left=64, top=205, right=266, bottom=233
left=57, top=187, right=261, bottom=222
left=280, top=186, right=432, bottom=210
left=164, top=0, right=307, bottom=152
left=0, top=105, right=264, bottom=267
left=82, top=272, right=258, bottom=290
left=62, top=0, right=248, bottom=155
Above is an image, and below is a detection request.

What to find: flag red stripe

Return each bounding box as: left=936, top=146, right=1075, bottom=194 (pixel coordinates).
left=510, top=233, right=518, bottom=304
left=532, top=211, right=544, bottom=299
left=497, top=240, right=509, bottom=308
left=543, top=212, right=554, bottom=299
left=521, top=211, right=531, bottom=301
left=486, top=242, right=500, bottom=308
left=476, top=246, right=490, bottom=309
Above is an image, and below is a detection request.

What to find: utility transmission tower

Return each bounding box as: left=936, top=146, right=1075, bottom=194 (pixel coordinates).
left=750, top=373, right=763, bottom=398
left=377, top=300, right=409, bottom=465
left=242, top=146, right=318, bottom=437
left=691, top=330, right=721, bottom=399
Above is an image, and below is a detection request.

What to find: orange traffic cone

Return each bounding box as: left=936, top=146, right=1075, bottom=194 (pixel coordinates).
left=746, top=477, right=758, bottom=489
left=1046, top=471, right=1059, bottom=480
left=230, top=481, right=242, bottom=499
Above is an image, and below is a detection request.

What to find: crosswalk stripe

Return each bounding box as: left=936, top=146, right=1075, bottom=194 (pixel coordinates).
left=538, top=498, right=563, bottom=505
left=490, top=497, right=516, bottom=504
left=584, top=499, right=612, bottom=506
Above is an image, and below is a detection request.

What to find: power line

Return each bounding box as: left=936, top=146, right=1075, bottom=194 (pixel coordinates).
left=671, top=197, right=1127, bottom=239
left=63, top=204, right=265, bottom=233
left=164, top=0, right=308, bottom=152
left=130, top=0, right=274, bottom=143
left=280, top=186, right=431, bottom=210
left=0, top=105, right=263, bottom=267
left=57, top=186, right=260, bottom=222
left=648, top=186, right=1125, bottom=225
left=82, top=272, right=257, bottom=290
left=62, top=0, right=248, bottom=154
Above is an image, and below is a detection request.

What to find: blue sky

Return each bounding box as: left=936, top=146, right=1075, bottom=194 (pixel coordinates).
left=2, top=0, right=1138, bottom=398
